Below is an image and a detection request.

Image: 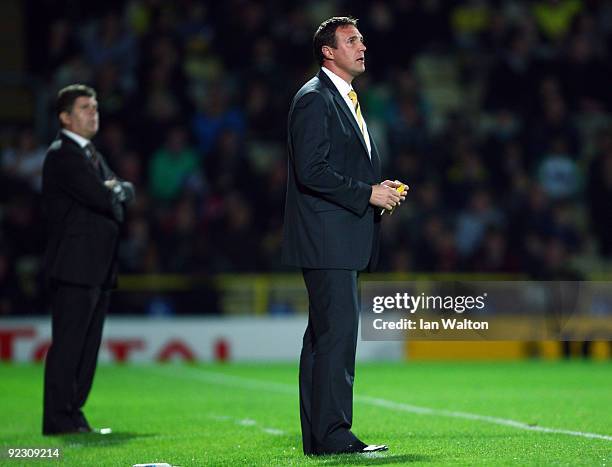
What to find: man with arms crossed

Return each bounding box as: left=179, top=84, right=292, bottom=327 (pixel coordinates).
left=282, top=17, right=406, bottom=455
left=42, top=84, right=134, bottom=435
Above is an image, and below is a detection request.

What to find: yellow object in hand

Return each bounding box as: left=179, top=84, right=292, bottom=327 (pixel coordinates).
left=381, top=184, right=406, bottom=215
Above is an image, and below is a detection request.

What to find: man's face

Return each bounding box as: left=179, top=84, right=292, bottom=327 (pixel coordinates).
left=325, top=25, right=366, bottom=81
left=61, top=96, right=99, bottom=139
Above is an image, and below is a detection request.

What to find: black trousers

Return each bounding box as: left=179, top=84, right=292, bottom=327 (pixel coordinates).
left=300, top=269, right=360, bottom=455
left=43, top=282, right=109, bottom=434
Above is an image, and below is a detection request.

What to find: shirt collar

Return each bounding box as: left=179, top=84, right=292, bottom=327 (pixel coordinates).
left=61, top=129, right=90, bottom=149
left=321, top=66, right=354, bottom=97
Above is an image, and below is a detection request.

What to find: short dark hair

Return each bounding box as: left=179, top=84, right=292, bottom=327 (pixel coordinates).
left=313, top=16, right=358, bottom=66
left=56, top=84, right=96, bottom=121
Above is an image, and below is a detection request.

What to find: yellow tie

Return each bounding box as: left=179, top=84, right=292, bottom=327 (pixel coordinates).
left=347, top=89, right=365, bottom=137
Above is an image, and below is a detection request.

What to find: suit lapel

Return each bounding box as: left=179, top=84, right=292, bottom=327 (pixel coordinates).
left=96, top=152, right=113, bottom=180
left=318, top=71, right=372, bottom=165
left=369, top=134, right=382, bottom=180
left=59, top=132, right=83, bottom=154
left=332, top=92, right=371, bottom=159
left=59, top=133, right=106, bottom=180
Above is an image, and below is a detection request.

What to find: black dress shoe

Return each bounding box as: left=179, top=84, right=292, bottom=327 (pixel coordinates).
left=360, top=444, right=389, bottom=453
left=43, top=427, right=81, bottom=436
left=345, top=440, right=388, bottom=453
left=44, top=426, right=110, bottom=436
left=317, top=440, right=389, bottom=455
left=72, top=411, right=92, bottom=432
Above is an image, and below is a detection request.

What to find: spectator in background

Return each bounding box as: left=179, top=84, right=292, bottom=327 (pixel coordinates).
left=84, top=11, right=137, bottom=90
left=148, top=125, right=202, bottom=201
left=560, top=33, right=611, bottom=113
left=245, top=80, right=283, bottom=141
left=0, top=249, right=27, bottom=315
left=256, top=158, right=288, bottom=269
left=213, top=1, right=268, bottom=70
left=532, top=236, right=582, bottom=280
left=532, top=0, right=582, bottom=44
left=157, top=195, right=201, bottom=273
left=192, top=83, right=245, bottom=155
left=45, top=20, right=81, bottom=77
left=204, top=128, right=256, bottom=205
left=94, top=64, right=130, bottom=122
left=529, top=92, right=580, bottom=159
left=483, top=112, right=525, bottom=183
left=1, top=127, right=46, bottom=192
left=549, top=202, right=582, bottom=254
left=484, top=29, right=538, bottom=114
left=387, top=95, right=430, bottom=155
left=446, top=143, right=489, bottom=208
left=587, top=128, right=612, bottom=257
left=1, top=194, right=42, bottom=260
left=119, top=216, right=152, bottom=273
left=96, top=122, right=131, bottom=171
left=415, top=215, right=459, bottom=272
left=469, top=226, right=518, bottom=272
left=115, top=151, right=143, bottom=190
left=52, top=53, right=94, bottom=91
left=210, top=193, right=260, bottom=272
left=273, top=6, right=312, bottom=70
left=455, top=189, right=504, bottom=259
left=450, top=0, right=491, bottom=50
left=138, top=65, right=189, bottom=154
left=537, top=138, right=581, bottom=200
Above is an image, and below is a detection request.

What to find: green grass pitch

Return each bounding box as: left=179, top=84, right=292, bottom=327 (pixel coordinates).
left=0, top=361, right=610, bottom=466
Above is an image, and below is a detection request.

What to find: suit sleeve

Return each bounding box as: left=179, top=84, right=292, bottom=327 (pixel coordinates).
left=290, top=92, right=372, bottom=216
left=47, top=150, right=117, bottom=216
left=99, top=156, right=136, bottom=204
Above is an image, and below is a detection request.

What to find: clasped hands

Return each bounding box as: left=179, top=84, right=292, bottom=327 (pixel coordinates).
left=104, top=179, right=135, bottom=203
left=370, top=180, right=408, bottom=214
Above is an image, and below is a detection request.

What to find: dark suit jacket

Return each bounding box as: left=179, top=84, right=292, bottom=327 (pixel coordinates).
left=42, top=133, right=126, bottom=288
left=282, top=70, right=382, bottom=271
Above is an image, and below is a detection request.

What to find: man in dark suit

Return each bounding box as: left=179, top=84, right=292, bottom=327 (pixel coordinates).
left=282, top=17, right=406, bottom=455
left=42, top=84, right=134, bottom=435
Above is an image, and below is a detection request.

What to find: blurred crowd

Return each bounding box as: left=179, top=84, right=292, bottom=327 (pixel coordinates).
left=1, top=0, right=612, bottom=314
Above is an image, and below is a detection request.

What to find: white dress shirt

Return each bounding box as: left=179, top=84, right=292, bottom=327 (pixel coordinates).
left=61, top=129, right=99, bottom=167
left=61, top=129, right=90, bottom=149
left=321, top=66, right=371, bottom=157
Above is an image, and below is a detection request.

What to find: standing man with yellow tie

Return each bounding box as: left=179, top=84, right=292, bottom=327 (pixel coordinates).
left=282, top=16, right=407, bottom=455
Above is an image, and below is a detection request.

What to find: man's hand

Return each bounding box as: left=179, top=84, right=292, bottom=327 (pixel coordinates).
left=377, top=180, right=409, bottom=214
left=104, top=179, right=119, bottom=190
left=370, top=182, right=403, bottom=210
left=104, top=179, right=135, bottom=203
left=119, top=181, right=135, bottom=203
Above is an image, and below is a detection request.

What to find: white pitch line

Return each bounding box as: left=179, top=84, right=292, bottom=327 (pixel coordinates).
left=262, top=428, right=286, bottom=436
left=356, top=396, right=612, bottom=442
left=238, top=418, right=256, bottom=426
left=148, top=366, right=612, bottom=442
left=66, top=430, right=211, bottom=449
left=208, top=414, right=286, bottom=436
